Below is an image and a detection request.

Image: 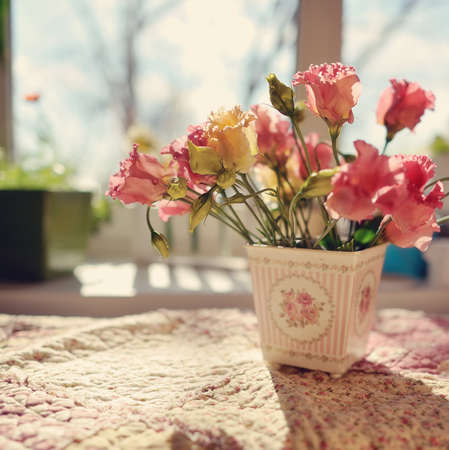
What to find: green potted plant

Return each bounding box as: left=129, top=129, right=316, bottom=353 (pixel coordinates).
left=0, top=94, right=109, bottom=281
left=0, top=150, right=95, bottom=281
left=106, top=63, right=448, bottom=374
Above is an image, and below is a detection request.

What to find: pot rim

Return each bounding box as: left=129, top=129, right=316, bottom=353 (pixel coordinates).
left=245, top=242, right=388, bottom=256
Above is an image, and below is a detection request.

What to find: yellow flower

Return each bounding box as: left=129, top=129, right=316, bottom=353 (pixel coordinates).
left=206, top=106, right=258, bottom=173
left=126, top=124, right=158, bottom=154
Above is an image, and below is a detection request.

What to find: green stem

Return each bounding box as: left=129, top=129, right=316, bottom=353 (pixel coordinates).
left=425, top=176, right=449, bottom=190
left=274, top=172, right=294, bottom=239
left=241, top=173, right=289, bottom=245
left=330, top=130, right=341, bottom=166
left=370, top=218, right=392, bottom=247
left=233, top=186, right=271, bottom=243
left=178, top=197, right=249, bottom=240
left=381, top=136, right=392, bottom=155
left=313, top=219, right=338, bottom=248
left=318, top=199, right=340, bottom=248
left=145, top=206, right=154, bottom=233
left=437, top=215, right=449, bottom=225
left=290, top=118, right=312, bottom=175
left=220, top=189, right=254, bottom=244
left=235, top=179, right=274, bottom=243
left=212, top=208, right=255, bottom=241
left=285, top=178, right=312, bottom=243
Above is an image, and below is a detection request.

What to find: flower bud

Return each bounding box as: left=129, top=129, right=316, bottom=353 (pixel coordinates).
left=293, top=103, right=305, bottom=123
left=266, top=73, right=295, bottom=116
left=167, top=177, right=187, bottom=200
left=216, top=170, right=236, bottom=189
left=189, top=192, right=213, bottom=232
left=151, top=231, right=169, bottom=258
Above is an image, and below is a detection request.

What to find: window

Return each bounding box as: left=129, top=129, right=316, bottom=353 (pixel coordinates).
left=12, top=0, right=298, bottom=259
left=342, top=0, right=449, bottom=154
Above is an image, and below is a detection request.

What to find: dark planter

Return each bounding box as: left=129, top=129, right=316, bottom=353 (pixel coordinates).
left=0, top=190, right=92, bottom=281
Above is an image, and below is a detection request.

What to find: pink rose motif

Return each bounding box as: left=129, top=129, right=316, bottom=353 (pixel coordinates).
left=292, top=62, right=362, bottom=128
left=360, top=286, right=371, bottom=316
left=301, top=304, right=319, bottom=325
left=106, top=146, right=175, bottom=206
left=285, top=300, right=303, bottom=323
left=251, top=104, right=295, bottom=166
left=325, top=140, right=403, bottom=221
left=377, top=79, right=435, bottom=140
left=297, top=291, right=313, bottom=305
left=282, top=289, right=302, bottom=322
left=287, top=132, right=333, bottom=181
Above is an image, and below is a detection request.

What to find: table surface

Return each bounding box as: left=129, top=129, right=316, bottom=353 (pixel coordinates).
left=0, top=309, right=448, bottom=450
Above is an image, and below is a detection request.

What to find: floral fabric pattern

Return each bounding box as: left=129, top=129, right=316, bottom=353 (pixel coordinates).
left=0, top=309, right=448, bottom=450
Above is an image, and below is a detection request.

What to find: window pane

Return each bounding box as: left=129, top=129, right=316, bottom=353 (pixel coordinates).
left=343, top=0, right=449, bottom=153
left=13, top=0, right=298, bottom=187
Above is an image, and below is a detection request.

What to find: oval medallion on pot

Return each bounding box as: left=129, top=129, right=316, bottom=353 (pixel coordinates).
left=270, top=273, right=334, bottom=344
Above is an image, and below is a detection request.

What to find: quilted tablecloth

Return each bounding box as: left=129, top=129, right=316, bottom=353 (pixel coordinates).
left=0, top=308, right=448, bottom=450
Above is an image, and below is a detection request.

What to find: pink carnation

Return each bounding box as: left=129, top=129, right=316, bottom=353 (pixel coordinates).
left=381, top=155, right=443, bottom=251
left=385, top=210, right=439, bottom=252
left=106, top=147, right=175, bottom=206
left=377, top=79, right=435, bottom=139
left=292, top=62, right=362, bottom=128
left=251, top=104, right=295, bottom=166
left=325, top=140, right=402, bottom=221
left=327, top=146, right=443, bottom=250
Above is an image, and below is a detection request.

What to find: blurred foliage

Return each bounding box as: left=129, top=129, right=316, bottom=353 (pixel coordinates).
left=90, top=196, right=111, bottom=233
left=0, top=148, right=111, bottom=233
left=431, top=135, right=449, bottom=156
left=0, top=149, right=72, bottom=189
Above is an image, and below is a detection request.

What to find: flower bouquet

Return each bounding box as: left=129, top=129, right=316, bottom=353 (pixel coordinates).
left=107, top=63, right=448, bottom=373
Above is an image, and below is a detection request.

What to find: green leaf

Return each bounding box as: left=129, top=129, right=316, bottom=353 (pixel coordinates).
left=187, top=140, right=222, bottom=175
left=220, top=193, right=246, bottom=204
left=319, top=233, right=336, bottom=250
left=216, top=170, right=236, bottom=189
left=167, top=177, right=188, bottom=200
left=300, top=168, right=338, bottom=198
left=354, top=228, right=376, bottom=245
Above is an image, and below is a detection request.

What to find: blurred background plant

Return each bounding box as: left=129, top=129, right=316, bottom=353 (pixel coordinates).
left=0, top=93, right=111, bottom=234
left=431, top=135, right=449, bottom=156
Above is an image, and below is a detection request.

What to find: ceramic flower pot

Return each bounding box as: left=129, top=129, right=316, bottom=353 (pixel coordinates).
left=246, top=243, right=387, bottom=374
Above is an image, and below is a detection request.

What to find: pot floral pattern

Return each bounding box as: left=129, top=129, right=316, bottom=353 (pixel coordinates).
left=360, top=285, right=371, bottom=318
left=280, top=288, right=323, bottom=328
